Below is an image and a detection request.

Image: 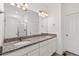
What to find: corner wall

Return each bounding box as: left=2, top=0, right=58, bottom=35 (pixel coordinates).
left=0, top=4, right=4, bottom=46
left=47, top=3, right=63, bottom=55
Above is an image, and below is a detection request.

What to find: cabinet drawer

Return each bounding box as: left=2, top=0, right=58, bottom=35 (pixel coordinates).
left=48, top=38, right=56, bottom=54
left=48, top=37, right=56, bottom=42
left=40, top=45, right=49, bottom=56
left=40, top=40, right=48, bottom=47
left=28, top=43, right=39, bottom=52
left=28, top=49, right=39, bottom=56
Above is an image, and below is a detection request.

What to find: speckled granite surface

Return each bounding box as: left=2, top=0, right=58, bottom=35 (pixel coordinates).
left=2, top=34, right=56, bottom=54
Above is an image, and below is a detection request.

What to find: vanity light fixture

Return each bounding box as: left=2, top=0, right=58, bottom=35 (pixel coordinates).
left=38, top=10, right=48, bottom=17
left=22, top=7, right=26, bottom=10
left=16, top=4, right=21, bottom=8
left=10, top=3, right=29, bottom=11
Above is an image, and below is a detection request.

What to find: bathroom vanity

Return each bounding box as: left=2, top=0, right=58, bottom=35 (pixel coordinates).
left=2, top=34, right=57, bottom=56
left=0, top=4, right=57, bottom=56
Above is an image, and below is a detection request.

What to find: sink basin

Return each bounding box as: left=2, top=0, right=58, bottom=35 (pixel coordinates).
left=14, top=41, right=31, bottom=48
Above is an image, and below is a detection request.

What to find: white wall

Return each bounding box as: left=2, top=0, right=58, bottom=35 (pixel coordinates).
left=29, top=3, right=63, bottom=55
left=46, top=4, right=63, bottom=55
left=0, top=4, right=4, bottom=46
left=0, top=3, right=63, bottom=55
left=28, top=3, right=49, bottom=34
left=47, top=4, right=59, bottom=34
left=39, top=16, right=48, bottom=33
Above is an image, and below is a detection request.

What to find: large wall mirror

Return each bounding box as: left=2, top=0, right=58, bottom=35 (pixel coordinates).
left=4, top=3, right=39, bottom=39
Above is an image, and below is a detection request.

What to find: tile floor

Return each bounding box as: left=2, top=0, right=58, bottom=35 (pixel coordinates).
left=53, top=52, right=78, bottom=56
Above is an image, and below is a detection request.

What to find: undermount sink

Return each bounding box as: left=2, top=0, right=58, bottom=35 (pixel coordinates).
left=14, top=41, right=31, bottom=48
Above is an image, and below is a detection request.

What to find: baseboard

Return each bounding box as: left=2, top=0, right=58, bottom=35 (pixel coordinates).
left=62, top=51, right=67, bottom=56
left=63, top=51, right=79, bottom=56
left=0, top=46, right=2, bottom=55
left=51, top=52, right=57, bottom=56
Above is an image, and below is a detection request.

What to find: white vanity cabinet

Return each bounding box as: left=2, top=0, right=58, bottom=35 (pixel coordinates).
left=27, top=43, right=40, bottom=56
left=40, top=44, right=49, bottom=56
left=3, top=37, right=56, bottom=56
left=3, top=47, right=29, bottom=56
left=47, top=37, right=57, bottom=55
left=40, top=38, right=56, bottom=56
left=28, top=49, right=40, bottom=56
left=27, top=38, right=56, bottom=56
left=39, top=39, right=49, bottom=56
left=3, top=43, right=39, bottom=56
left=22, top=44, right=40, bottom=56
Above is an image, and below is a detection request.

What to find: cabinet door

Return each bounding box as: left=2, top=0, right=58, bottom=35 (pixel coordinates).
left=40, top=40, right=48, bottom=47
left=28, top=44, right=40, bottom=56
left=51, top=38, right=56, bottom=53
left=40, top=45, right=49, bottom=56
left=40, top=38, right=57, bottom=56
left=48, top=38, right=57, bottom=55
left=28, top=49, right=40, bottom=56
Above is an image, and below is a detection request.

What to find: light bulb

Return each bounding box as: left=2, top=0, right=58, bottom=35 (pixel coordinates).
left=22, top=7, right=26, bottom=10
left=25, top=3, right=29, bottom=8
left=45, top=13, right=48, bottom=16
left=16, top=4, right=21, bottom=8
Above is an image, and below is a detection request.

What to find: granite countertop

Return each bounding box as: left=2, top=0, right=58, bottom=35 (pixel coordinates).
left=2, top=34, right=56, bottom=54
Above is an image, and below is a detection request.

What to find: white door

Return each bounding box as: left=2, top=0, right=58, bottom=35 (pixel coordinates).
left=64, top=13, right=79, bottom=55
